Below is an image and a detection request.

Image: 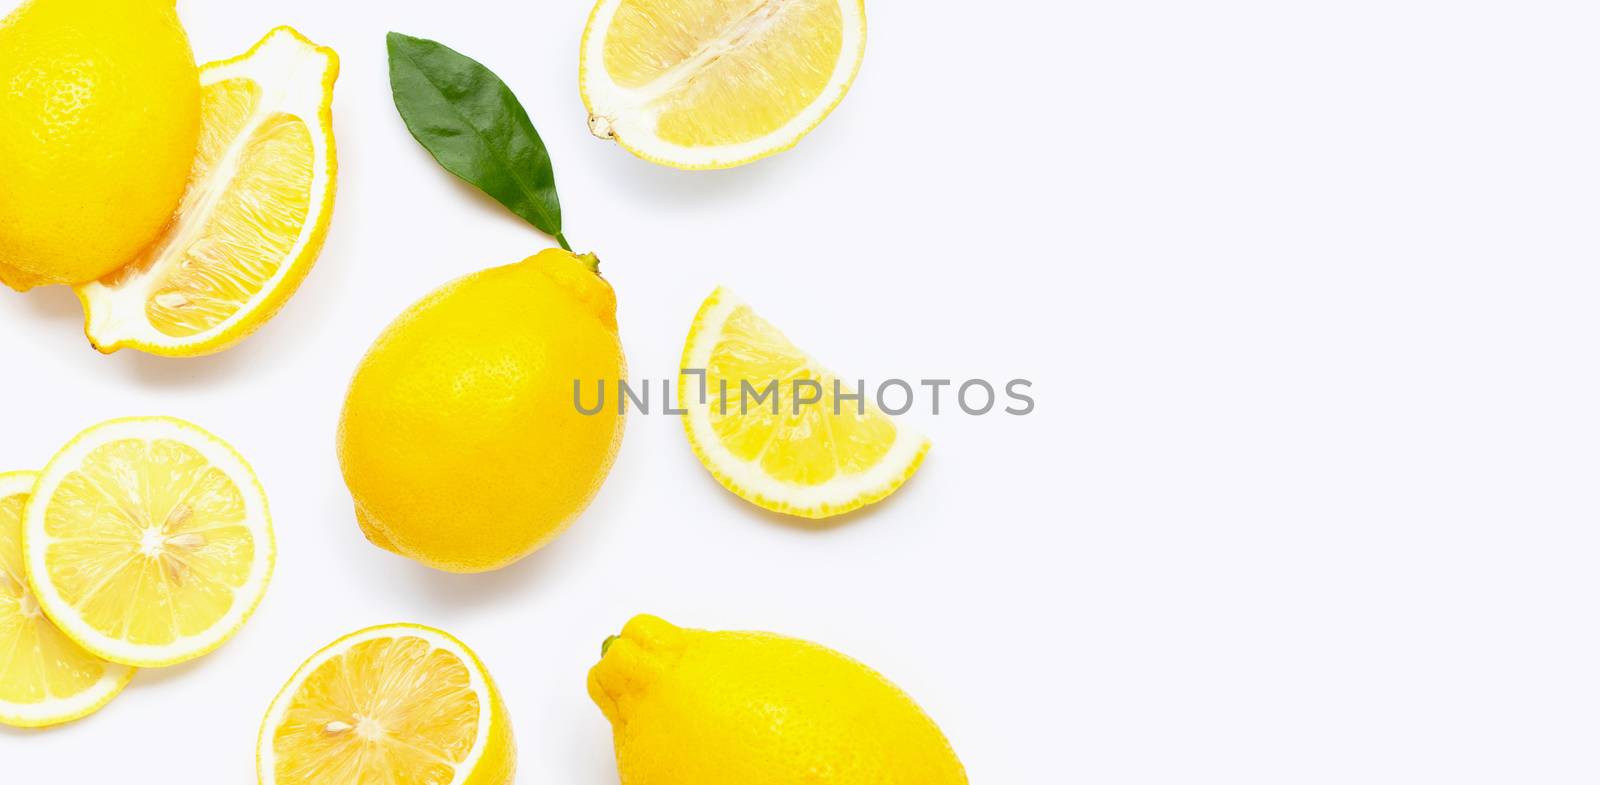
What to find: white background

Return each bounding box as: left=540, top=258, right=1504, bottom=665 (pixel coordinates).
left=1, top=0, right=1596, bottom=782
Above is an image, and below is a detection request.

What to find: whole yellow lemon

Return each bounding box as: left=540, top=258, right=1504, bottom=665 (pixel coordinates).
left=0, top=0, right=200, bottom=290
left=337, top=249, right=625, bottom=573
left=589, top=615, right=968, bottom=785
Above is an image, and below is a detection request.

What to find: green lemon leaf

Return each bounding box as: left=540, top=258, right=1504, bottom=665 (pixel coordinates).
left=387, top=31, right=570, bottom=250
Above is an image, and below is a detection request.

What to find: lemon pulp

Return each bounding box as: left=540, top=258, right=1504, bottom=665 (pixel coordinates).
left=272, top=636, right=479, bottom=782
left=0, top=472, right=132, bottom=727
left=103, top=78, right=314, bottom=338
left=603, top=0, right=843, bottom=147
left=261, top=625, right=513, bottom=785
left=24, top=417, right=273, bottom=667
left=582, top=0, right=866, bottom=168
left=706, top=305, right=895, bottom=484
left=681, top=288, right=928, bottom=518
left=41, top=439, right=255, bottom=647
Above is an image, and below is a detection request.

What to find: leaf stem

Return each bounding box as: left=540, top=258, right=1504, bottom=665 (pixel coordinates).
left=556, top=233, right=573, bottom=252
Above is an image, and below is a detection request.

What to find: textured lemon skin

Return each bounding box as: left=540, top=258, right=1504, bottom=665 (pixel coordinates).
left=337, top=250, right=626, bottom=573
left=589, top=615, right=967, bottom=785
left=0, top=0, right=200, bottom=289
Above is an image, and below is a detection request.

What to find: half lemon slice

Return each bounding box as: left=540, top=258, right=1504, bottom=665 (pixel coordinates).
left=77, top=27, right=339, bottom=357
left=23, top=417, right=273, bottom=668
left=258, top=624, right=516, bottom=785
left=580, top=0, right=867, bottom=169
left=0, top=471, right=134, bottom=728
left=679, top=288, right=929, bottom=518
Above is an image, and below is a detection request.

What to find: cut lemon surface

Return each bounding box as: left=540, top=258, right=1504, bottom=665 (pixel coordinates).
left=258, top=623, right=516, bottom=785
left=679, top=288, right=929, bottom=518
left=76, top=27, right=339, bottom=357
left=22, top=417, right=274, bottom=668
left=0, top=471, right=134, bottom=728
left=580, top=0, right=867, bottom=169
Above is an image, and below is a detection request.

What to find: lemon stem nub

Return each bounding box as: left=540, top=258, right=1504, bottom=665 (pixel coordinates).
left=601, top=634, right=620, bottom=656
left=577, top=252, right=602, bottom=275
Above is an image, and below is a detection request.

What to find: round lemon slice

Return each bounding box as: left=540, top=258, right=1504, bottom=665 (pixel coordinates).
left=22, top=417, right=274, bottom=668
left=0, top=471, right=134, bottom=728
left=580, top=0, right=867, bottom=169
left=76, top=27, right=339, bottom=357
left=679, top=287, right=929, bottom=518
left=258, top=623, right=516, bottom=785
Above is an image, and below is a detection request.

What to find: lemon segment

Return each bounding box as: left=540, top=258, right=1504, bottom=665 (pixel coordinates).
left=680, top=288, right=928, bottom=518
left=22, top=417, right=273, bottom=668
left=581, top=0, right=866, bottom=169
left=0, top=471, right=134, bottom=728
left=77, top=27, right=339, bottom=357
left=258, top=624, right=516, bottom=785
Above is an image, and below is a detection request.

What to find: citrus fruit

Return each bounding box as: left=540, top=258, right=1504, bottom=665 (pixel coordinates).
left=0, top=471, right=134, bottom=728
left=590, top=614, right=967, bottom=784
left=76, top=27, right=340, bottom=357
left=579, top=0, right=867, bottom=169
left=679, top=287, right=928, bottom=518
left=22, top=417, right=274, bottom=668
left=337, top=248, right=626, bottom=573
left=0, top=0, right=200, bottom=290
left=257, top=623, right=515, bottom=785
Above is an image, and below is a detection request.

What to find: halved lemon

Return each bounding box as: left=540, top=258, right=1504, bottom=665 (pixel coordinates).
left=258, top=623, right=516, bottom=785
left=22, top=417, right=274, bottom=668
left=580, top=0, right=867, bottom=169
left=679, top=288, right=929, bottom=518
left=0, top=471, right=134, bottom=728
left=76, top=27, right=339, bottom=357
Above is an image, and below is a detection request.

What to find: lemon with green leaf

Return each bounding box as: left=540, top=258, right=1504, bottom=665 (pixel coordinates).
left=338, top=37, right=626, bottom=573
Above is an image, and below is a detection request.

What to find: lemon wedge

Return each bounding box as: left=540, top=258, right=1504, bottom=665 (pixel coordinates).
left=679, top=288, right=929, bottom=518
left=76, top=27, right=339, bottom=357
left=580, top=0, right=866, bottom=169
left=22, top=417, right=273, bottom=668
left=258, top=624, right=516, bottom=785
left=0, top=471, right=134, bottom=728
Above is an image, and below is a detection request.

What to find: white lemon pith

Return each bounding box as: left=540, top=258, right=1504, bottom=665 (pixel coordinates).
left=258, top=624, right=514, bottom=785
left=0, top=471, right=133, bottom=728
left=580, top=0, right=867, bottom=169
left=22, top=417, right=274, bottom=668
left=680, top=288, right=929, bottom=518
left=77, top=27, right=339, bottom=357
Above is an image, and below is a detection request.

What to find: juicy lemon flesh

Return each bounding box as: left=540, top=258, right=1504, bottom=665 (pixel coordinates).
left=41, top=439, right=254, bottom=647
left=272, top=636, right=480, bottom=784
left=706, top=305, right=895, bottom=485
left=0, top=491, right=112, bottom=708
left=603, top=0, right=842, bottom=147
left=100, top=77, right=314, bottom=338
